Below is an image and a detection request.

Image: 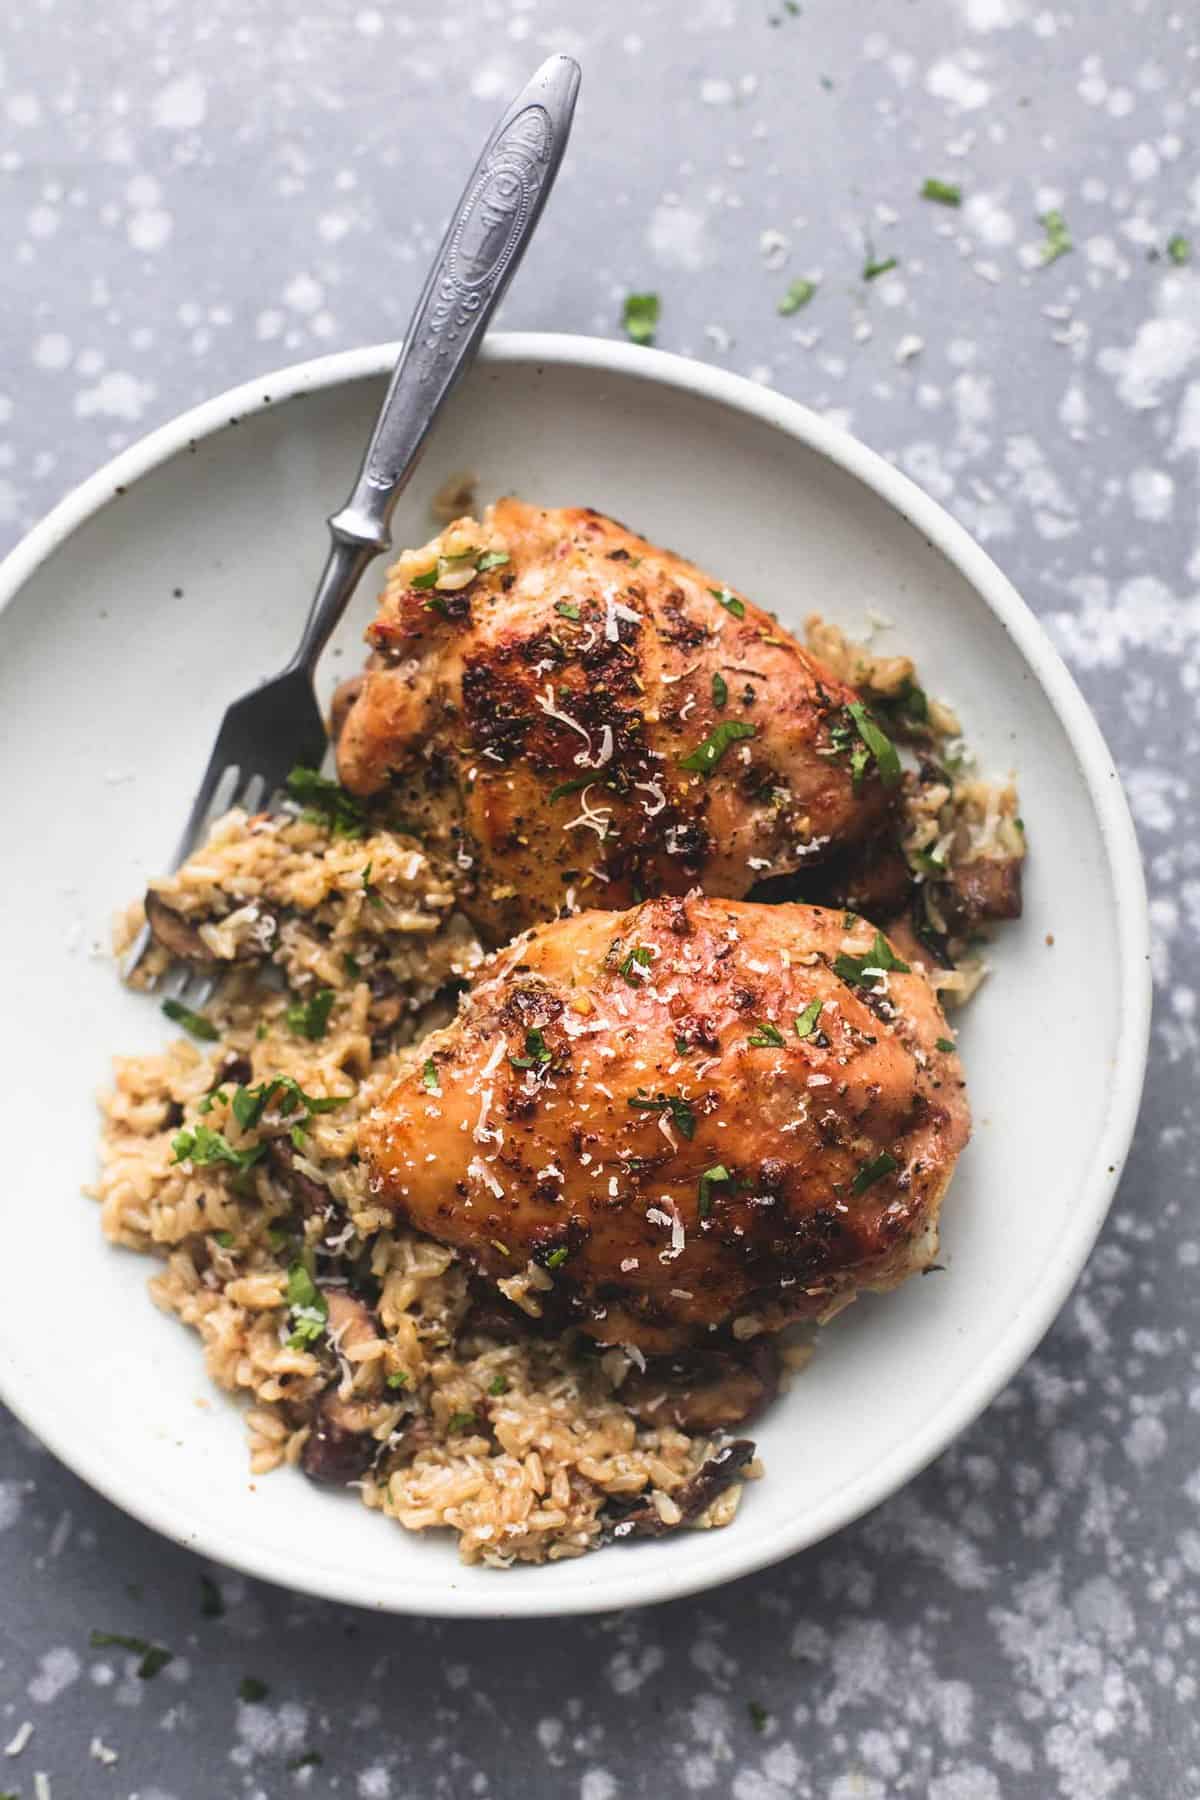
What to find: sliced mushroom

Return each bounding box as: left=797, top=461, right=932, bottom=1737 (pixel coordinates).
left=620, top=1342, right=778, bottom=1433
left=267, top=1138, right=336, bottom=1222
left=144, top=888, right=263, bottom=964
left=300, top=1411, right=375, bottom=1486
left=607, top=1440, right=757, bottom=1541
left=299, top=1292, right=383, bottom=1487
left=144, top=889, right=214, bottom=962
left=943, top=856, right=1023, bottom=933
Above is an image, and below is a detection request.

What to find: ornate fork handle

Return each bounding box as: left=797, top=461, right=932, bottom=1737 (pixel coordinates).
left=288, top=53, right=580, bottom=676
left=336, top=59, right=576, bottom=543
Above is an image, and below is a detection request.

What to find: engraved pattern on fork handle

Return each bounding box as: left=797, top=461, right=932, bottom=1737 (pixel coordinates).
left=291, top=53, right=579, bottom=672
left=332, top=56, right=579, bottom=539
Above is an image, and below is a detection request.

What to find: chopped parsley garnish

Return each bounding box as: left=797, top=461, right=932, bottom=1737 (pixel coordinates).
left=386, top=1371, right=409, bottom=1390
left=911, top=849, right=945, bottom=877
left=343, top=952, right=361, bottom=978
left=360, top=861, right=384, bottom=908
left=1038, top=209, right=1071, bottom=265
left=921, top=177, right=961, bottom=206
left=488, top=1374, right=510, bottom=1396
left=863, top=253, right=898, bottom=281
left=850, top=1150, right=899, bottom=1195
left=412, top=550, right=486, bottom=591
left=288, top=1753, right=324, bottom=1772
left=89, top=1632, right=173, bottom=1679
left=622, top=291, right=660, bottom=346
left=748, top=1701, right=769, bottom=1732
left=555, top=600, right=582, bottom=621
left=709, top=585, right=746, bottom=619
left=285, top=766, right=366, bottom=837
left=289, top=1124, right=307, bottom=1151
left=286, top=988, right=335, bottom=1040
left=698, top=1164, right=731, bottom=1218
left=1168, top=234, right=1192, bottom=266
left=171, top=1125, right=266, bottom=1173
left=239, top=1676, right=269, bottom=1703
left=935, top=1037, right=956, bottom=1053
left=447, top=1410, right=479, bottom=1432
left=794, top=999, right=823, bottom=1039
left=231, top=1076, right=345, bottom=1132
left=421, top=1057, right=439, bottom=1091
left=678, top=718, right=757, bottom=775
left=833, top=932, right=910, bottom=989
left=214, top=1230, right=234, bottom=1247
left=846, top=702, right=902, bottom=788
left=627, top=1092, right=697, bottom=1140
left=618, top=944, right=654, bottom=984
left=712, top=670, right=729, bottom=708
left=510, top=1027, right=552, bottom=1069
left=285, top=1262, right=328, bottom=1349
left=544, top=1246, right=569, bottom=1270
left=778, top=278, right=817, bottom=315
left=747, top=1020, right=785, bottom=1047
left=882, top=678, right=929, bottom=725
left=674, top=1035, right=691, bottom=1056
left=200, top=1575, right=224, bottom=1618
left=161, top=998, right=218, bottom=1041
left=475, top=549, right=510, bottom=574
left=548, top=775, right=594, bottom=804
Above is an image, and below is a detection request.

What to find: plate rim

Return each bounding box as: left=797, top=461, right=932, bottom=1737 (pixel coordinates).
left=0, top=332, right=1152, bottom=1618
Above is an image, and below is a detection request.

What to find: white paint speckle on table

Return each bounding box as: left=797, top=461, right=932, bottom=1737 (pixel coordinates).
left=1, top=2, right=1199, bottom=1797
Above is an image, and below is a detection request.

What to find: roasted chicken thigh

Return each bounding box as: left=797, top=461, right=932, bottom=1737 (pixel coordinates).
left=335, top=500, right=895, bottom=941
left=361, top=895, right=969, bottom=1354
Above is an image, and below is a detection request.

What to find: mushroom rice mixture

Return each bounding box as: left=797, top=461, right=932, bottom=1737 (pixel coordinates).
left=94, top=619, right=1023, bottom=1567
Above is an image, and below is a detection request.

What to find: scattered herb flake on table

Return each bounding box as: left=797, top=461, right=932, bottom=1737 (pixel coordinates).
left=1038, top=209, right=1072, bottom=265
left=239, top=1676, right=270, bottom=1703
left=778, top=278, right=817, bottom=315
left=200, top=1575, right=224, bottom=1618
left=1168, top=234, right=1192, bottom=265
left=622, top=292, right=660, bottom=346
left=921, top=177, right=961, bottom=206
left=863, top=253, right=898, bottom=281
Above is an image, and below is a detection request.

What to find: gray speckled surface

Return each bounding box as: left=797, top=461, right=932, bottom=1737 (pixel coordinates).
left=1, top=2, right=1196, bottom=1795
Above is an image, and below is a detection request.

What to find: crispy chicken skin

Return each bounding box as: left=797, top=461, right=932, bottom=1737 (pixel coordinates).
left=361, top=895, right=969, bottom=1353
left=336, top=500, right=893, bottom=942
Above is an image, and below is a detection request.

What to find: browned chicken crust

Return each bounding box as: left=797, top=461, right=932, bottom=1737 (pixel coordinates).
left=361, top=895, right=969, bottom=1354
left=336, top=499, right=893, bottom=942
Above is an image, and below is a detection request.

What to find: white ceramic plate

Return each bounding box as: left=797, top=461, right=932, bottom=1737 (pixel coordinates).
left=0, top=335, right=1150, bottom=1618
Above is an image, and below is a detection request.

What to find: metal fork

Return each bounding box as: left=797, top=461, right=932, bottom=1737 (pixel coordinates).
left=129, top=52, right=581, bottom=999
